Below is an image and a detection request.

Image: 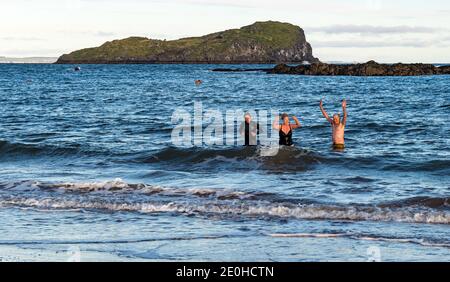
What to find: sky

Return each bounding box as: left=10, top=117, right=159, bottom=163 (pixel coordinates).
left=1, top=0, right=449, bottom=62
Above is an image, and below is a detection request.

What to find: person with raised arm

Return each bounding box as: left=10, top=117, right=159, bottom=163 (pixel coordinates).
left=320, top=99, right=347, bottom=150
left=272, top=113, right=301, bottom=146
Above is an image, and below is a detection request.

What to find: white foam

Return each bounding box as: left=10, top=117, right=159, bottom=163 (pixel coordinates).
left=2, top=180, right=256, bottom=202
left=1, top=197, right=449, bottom=225
left=2, top=180, right=449, bottom=225
left=50, top=178, right=131, bottom=191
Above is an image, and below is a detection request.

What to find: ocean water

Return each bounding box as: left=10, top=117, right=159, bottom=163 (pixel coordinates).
left=0, top=64, right=449, bottom=261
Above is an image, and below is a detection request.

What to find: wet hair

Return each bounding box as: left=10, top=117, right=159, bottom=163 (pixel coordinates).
left=333, top=114, right=341, bottom=123
left=281, top=113, right=289, bottom=120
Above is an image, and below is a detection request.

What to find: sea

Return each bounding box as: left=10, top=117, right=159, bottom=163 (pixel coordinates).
left=0, top=64, right=449, bottom=261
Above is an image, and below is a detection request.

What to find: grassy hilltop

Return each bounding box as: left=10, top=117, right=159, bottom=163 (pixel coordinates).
left=56, top=21, right=319, bottom=64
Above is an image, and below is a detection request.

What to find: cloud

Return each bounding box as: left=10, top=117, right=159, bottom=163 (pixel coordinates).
left=176, top=0, right=256, bottom=8
left=312, top=39, right=433, bottom=48
left=79, top=0, right=255, bottom=8
left=0, top=36, right=44, bottom=41
left=306, top=25, right=443, bottom=35
left=0, top=48, right=64, bottom=57
left=95, top=31, right=117, bottom=37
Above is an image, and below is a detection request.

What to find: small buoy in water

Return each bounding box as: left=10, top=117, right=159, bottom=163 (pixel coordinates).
left=195, top=79, right=202, bottom=86
left=74, top=66, right=81, bottom=71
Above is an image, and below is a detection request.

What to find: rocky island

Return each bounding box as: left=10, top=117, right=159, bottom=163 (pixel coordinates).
left=267, top=61, right=450, bottom=76
left=56, top=21, right=318, bottom=64
left=55, top=20, right=450, bottom=76
left=213, top=61, right=450, bottom=76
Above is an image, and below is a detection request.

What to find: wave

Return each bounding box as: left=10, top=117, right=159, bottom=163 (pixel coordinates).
left=3, top=179, right=448, bottom=209
left=0, top=140, right=100, bottom=158
left=0, top=139, right=139, bottom=160
left=382, top=159, right=450, bottom=172
left=0, top=179, right=292, bottom=202
left=268, top=233, right=450, bottom=248
left=123, top=146, right=450, bottom=174
left=378, top=196, right=450, bottom=209
left=1, top=197, right=448, bottom=225
left=1, top=140, right=323, bottom=168
left=2, top=139, right=448, bottom=174
left=133, top=146, right=328, bottom=172
left=136, top=146, right=258, bottom=163
left=2, top=233, right=446, bottom=249
left=1, top=179, right=449, bottom=225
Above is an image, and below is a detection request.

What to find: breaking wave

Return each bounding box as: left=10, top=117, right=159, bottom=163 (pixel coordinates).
left=1, top=179, right=448, bottom=225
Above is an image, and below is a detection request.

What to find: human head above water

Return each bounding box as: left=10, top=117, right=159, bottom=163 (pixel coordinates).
left=333, top=114, right=340, bottom=124
left=281, top=113, right=289, bottom=124
left=244, top=113, right=252, bottom=123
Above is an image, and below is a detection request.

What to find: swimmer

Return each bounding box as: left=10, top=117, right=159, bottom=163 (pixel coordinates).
left=320, top=99, right=347, bottom=150
left=272, top=113, right=301, bottom=146
left=195, top=79, right=202, bottom=86
left=239, top=113, right=260, bottom=146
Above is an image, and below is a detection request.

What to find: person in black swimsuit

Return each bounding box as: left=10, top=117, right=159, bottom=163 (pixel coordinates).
left=239, top=113, right=260, bottom=146
left=272, top=113, right=301, bottom=146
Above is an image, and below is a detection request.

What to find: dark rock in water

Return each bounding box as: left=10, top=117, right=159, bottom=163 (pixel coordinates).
left=267, top=61, right=450, bottom=76
left=55, top=21, right=319, bottom=64
left=438, top=65, right=450, bottom=74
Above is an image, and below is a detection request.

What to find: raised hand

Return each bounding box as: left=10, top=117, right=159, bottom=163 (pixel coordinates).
left=291, top=115, right=301, bottom=128
left=320, top=99, right=332, bottom=123
left=341, top=99, right=348, bottom=126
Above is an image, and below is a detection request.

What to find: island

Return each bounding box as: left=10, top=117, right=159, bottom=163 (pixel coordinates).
left=55, top=20, right=450, bottom=76
left=55, top=21, right=319, bottom=64
left=213, top=61, right=450, bottom=76
left=267, top=61, right=450, bottom=76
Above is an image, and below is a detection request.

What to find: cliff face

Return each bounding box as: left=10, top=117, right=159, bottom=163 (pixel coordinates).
left=56, top=21, right=319, bottom=64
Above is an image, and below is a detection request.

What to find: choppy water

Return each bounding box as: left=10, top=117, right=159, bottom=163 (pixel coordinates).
left=0, top=64, right=449, bottom=261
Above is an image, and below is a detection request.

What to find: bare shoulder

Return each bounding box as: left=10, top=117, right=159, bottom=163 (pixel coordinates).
left=331, top=122, right=345, bottom=129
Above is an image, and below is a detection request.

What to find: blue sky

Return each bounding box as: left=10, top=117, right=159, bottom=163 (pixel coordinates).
left=1, top=0, right=449, bottom=62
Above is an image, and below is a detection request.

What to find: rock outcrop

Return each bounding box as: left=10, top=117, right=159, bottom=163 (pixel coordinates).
left=438, top=65, right=450, bottom=74
left=56, top=21, right=319, bottom=64
left=267, top=61, right=450, bottom=76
